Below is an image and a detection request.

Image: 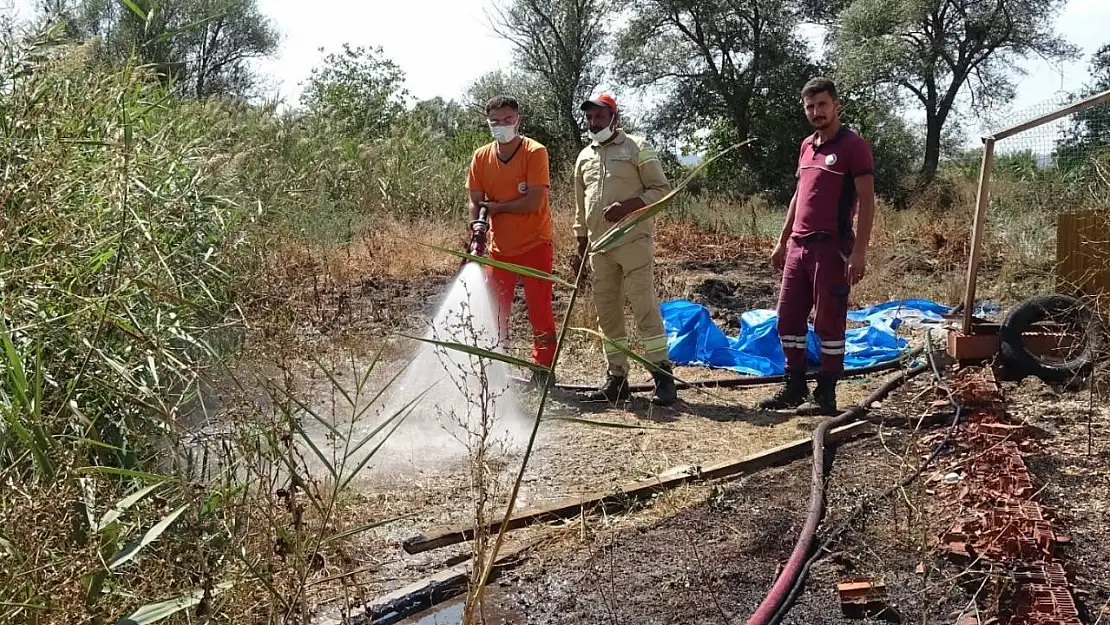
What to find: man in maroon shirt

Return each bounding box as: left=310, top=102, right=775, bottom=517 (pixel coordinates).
left=757, top=77, right=877, bottom=416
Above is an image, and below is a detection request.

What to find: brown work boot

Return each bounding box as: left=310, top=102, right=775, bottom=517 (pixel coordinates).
left=757, top=369, right=809, bottom=410
left=796, top=373, right=839, bottom=416
left=583, top=374, right=631, bottom=404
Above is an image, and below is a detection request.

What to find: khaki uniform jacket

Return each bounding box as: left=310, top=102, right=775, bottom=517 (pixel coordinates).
left=572, top=131, right=671, bottom=249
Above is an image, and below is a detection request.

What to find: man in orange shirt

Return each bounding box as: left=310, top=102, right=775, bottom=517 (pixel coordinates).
left=465, top=95, right=557, bottom=389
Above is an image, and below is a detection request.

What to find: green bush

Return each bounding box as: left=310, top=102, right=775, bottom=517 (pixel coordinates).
left=0, top=40, right=256, bottom=476
left=0, top=29, right=488, bottom=621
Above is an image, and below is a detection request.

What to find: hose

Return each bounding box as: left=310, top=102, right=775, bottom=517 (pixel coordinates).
left=511, top=346, right=927, bottom=393
left=744, top=359, right=932, bottom=625
left=760, top=330, right=963, bottom=625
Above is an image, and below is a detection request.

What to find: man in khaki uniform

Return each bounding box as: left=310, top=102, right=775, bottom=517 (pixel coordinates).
left=572, top=93, right=677, bottom=406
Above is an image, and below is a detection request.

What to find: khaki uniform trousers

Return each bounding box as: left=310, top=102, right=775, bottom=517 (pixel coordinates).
left=589, top=235, right=669, bottom=376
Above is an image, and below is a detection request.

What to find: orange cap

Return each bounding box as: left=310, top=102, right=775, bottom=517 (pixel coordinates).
left=580, top=94, right=618, bottom=114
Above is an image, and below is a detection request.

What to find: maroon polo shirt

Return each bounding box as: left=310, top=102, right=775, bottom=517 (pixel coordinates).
left=793, top=126, right=873, bottom=239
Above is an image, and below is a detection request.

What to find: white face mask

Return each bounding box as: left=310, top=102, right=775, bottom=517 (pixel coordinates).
left=588, top=126, right=615, bottom=144
left=489, top=123, right=518, bottom=144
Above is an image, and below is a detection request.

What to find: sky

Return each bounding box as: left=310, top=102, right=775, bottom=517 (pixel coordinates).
left=3, top=0, right=1109, bottom=143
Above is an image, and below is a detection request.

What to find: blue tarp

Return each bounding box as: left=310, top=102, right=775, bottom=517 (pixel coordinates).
left=662, top=298, right=951, bottom=376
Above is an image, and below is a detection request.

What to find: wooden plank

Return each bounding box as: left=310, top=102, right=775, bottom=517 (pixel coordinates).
left=1085, top=211, right=1101, bottom=295
left=1056, top=212, right=1077, bottom=294
left=991, top=88, right=1110, bottom=141
left=1077, top=211, right=1096, bottom=295
left=962, top=138, right=997, bottom=335
left=322, top=538, right=541, bottom=625
left=1081, top=210, right=1110, bottom=297
left=1056, top=209, right=1110, bottom=298
left=401, top=421, right=874, bottom=555
left=698, top=420, right=871, bottom=479
left=1075, top=210, right=1091, bottom=295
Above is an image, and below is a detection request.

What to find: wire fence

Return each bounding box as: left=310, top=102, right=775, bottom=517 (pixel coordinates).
left=963, top=90, right=1110, bottom=312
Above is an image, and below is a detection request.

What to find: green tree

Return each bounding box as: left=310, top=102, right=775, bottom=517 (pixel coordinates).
left=1056, top=44, right=1110, bottom=171
left=299, top=43, right=409, bottom=139
left=411, top=96, right=489, bottom=163
left=181, top=0, right=280, bottom=98
left=1085, top=44, right=1110, bottom=95
left=490, top=0, right=610, bottom=166
left=839, top=88, right=921, bottom=206
left=614, top=0, right=819, bottom=200
left=39, top=0, right=278, bottom=99
left=412, top=97, right=474, bottom=137
left=832, top=0, right=1078, bottom=184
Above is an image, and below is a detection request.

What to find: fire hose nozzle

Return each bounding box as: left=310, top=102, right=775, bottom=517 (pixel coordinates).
left=472, top=205, right=489, bottom=226
left=466, top=205, right=491, bottom=260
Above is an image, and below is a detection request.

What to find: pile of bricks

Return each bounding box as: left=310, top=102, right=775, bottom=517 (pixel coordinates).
left=931, top=368, right=1081, bottom=625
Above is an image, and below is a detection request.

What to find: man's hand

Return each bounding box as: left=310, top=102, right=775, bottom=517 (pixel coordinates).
left=602, top=201, right=629, bottom=223
left=771, top=242, right=787, bottom=272
left=603, top=197, right=646, bottom=223
left=847, top=248, right=867, bottom=285
left=571, top=237, right=590, bottom=279
left=479, top=200, right=502, bottom=215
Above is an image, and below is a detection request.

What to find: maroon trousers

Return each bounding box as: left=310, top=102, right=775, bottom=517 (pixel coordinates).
left=775, top=234, right=853, bottom=375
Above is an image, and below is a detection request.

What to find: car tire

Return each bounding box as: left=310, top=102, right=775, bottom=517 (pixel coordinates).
left=998, top=293, right=1104, bottom=383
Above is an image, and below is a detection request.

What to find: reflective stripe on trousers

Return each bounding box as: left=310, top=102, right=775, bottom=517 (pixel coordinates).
left=774, top=235, right=853, bottom=374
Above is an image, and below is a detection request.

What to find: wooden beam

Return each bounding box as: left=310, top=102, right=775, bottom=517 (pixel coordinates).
left=323, top=538, right=542, bottom=625
left=401, top=420, right=874, bottom=555
left=962, top=137, right=997, bottom=335
left=990, top=88, right=1110, bottom=141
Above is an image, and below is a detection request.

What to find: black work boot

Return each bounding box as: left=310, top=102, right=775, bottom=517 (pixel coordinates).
left=797, top=373, right=839, bottom=416
left=651, top=361, right=678, bottom=407
left=757, top=369, right=809, bottom=410
left=583, top=374, right=631, bottom=404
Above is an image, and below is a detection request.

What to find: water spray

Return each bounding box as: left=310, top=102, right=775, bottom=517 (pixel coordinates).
left=357, top=202, right=528, bottom=477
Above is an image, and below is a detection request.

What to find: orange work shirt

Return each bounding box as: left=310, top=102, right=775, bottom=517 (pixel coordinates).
left=465, top=137, right=553, bottom=257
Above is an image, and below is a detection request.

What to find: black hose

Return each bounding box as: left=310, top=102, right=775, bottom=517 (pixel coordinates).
left=765, top=334, right=963, bottom=624
left=511, top=346, right=927, bottom=393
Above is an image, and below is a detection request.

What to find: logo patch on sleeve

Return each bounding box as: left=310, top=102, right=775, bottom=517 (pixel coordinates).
left=518, top=182, right=528, bottom=193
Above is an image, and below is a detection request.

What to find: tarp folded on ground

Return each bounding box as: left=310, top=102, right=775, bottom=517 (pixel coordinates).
left=661, top=298, right=951, bottom=376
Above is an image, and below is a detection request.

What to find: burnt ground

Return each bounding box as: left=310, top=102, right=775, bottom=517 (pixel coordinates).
left=1007, top=376, right=1110, bottom=621
left=480, top=445, right=947, bottom=625
left=260, top=225, right=1110, bottom=624
left=418, top=371, right=1108, bottom=625
left=472, top=372, right=979, bottom=625
left=288, top=233, right=937, bottom=622
left=670, top=257, right=781, bottom=329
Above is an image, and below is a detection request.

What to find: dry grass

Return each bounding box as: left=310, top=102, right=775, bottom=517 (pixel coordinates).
left=0, top=432, right=385, bottom=624
left=850, top=199, right=976, bottom=305
left=275, top=188, right=580, bottom=285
